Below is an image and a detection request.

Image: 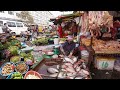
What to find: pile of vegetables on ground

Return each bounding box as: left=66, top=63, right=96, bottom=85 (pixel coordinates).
left=59, top=38, right=67, bottom=44
left=10, top=40, right=21, bottom=48
left=20, top=52, right=34, bottom=62
left=8, top=46, right=19, bottom=56
left=32, top=37, right=49, bottom=45
left=0, top=39, right=21, bottom=50
left=0, top=37, right=22, bottom=60
left=11, top=72, right=23, bottom=79
left=60, top=38, right=67, bottom=42
left=10, top=56, right=20, bottom=63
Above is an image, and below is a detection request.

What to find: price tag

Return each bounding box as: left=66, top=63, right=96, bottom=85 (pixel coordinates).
left=102, top=62, right=108, bottom=69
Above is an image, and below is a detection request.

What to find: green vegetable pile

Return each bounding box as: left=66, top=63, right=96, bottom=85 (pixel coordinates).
left=10, top=40, right=21, bottom=48
left=0, top=42, right=12, bottom=50
left=0, top=42, right=4, bottom=50
left=0, top=38, right=21, bottom=50
left=60, top=38, right=66, bottom=41
left=8, top=46, right=18, bottom=56
left=3, top=42, right=11, bottom=49
left=20, top=52, right=34, bottom=62
left=10, top=56, right=20, bottom=63
left=11, top=72, right=23, bottom=79
left=32, top=37, right=49, bottom=45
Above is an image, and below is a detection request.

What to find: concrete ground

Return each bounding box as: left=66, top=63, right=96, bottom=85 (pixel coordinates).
left=90, top=62, right=120, bottom=79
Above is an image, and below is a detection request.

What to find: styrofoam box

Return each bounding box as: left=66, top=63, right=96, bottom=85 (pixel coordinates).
left=95, top=57, right=116, bottom=70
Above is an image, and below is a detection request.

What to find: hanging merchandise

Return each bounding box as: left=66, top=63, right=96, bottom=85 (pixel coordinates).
left=74, top=17, right=80, bottom=25
left=61, top=22, right=65, bottom=28
left=81, top=15, right=84, bottom=33
left=102, top=11, right=113, bottom=27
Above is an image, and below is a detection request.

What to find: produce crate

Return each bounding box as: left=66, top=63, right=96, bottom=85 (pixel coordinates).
left=95, top=56, right=116, bottom=70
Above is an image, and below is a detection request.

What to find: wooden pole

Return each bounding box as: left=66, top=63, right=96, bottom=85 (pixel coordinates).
left=78, top=11, right=81, bottom=33
left=90, top=36, right=93, bottom=47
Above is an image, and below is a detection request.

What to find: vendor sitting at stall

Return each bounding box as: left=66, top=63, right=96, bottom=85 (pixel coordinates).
left=60, top=35, right=76, bottom=56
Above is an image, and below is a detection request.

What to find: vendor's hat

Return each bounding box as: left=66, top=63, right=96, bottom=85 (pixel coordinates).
left=67, top=35, right=73, bottom=40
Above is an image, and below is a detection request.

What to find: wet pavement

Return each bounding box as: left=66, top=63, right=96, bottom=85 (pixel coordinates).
left=90, top=62, right=120, bottom=79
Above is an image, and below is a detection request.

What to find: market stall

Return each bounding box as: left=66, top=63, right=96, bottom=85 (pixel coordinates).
left=0, top=32, right=44, bottom=79
left=50, top=12, right=82, bottom=38
left=0, top=12, right=103, bottom=79
left=30, top=45, right=91, bottom=79
left=0, top=32, right=91, bottom=79
left=79, top=11, right=120, bottom=79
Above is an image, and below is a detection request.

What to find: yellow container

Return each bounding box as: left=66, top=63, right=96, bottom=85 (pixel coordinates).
left=12, top=36, right=16, bottom=39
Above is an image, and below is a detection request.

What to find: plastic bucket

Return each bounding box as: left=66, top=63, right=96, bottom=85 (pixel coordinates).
left=24, top=70, right=42, bottom=79
left=81, top=50, right=89, bottom=64
left=54, top=38, right=59, bottom=45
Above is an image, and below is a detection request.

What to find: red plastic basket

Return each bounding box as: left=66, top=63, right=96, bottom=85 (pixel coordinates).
left=24, top=70, right=42, bottom=79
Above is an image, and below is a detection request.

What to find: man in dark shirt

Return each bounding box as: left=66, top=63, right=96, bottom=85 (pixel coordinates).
left=2, top=23, right=11, bottom=33
left=61, top=35, right=76, bottom=56
left=71, top=22, right=78, bottom=37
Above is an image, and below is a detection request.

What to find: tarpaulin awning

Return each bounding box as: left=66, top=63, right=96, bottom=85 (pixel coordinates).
left=49, top=12, right=83, bottom=24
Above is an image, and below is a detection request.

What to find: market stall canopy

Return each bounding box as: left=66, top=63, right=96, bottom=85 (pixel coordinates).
left=49, top=12, right=83, bottom=24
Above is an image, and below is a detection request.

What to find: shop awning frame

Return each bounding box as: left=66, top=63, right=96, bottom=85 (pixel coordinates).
left=49, top=11, right=83, bottom=24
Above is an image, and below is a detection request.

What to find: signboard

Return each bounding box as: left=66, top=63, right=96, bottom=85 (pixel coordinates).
left=96, top=59, right=115, bottom=70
